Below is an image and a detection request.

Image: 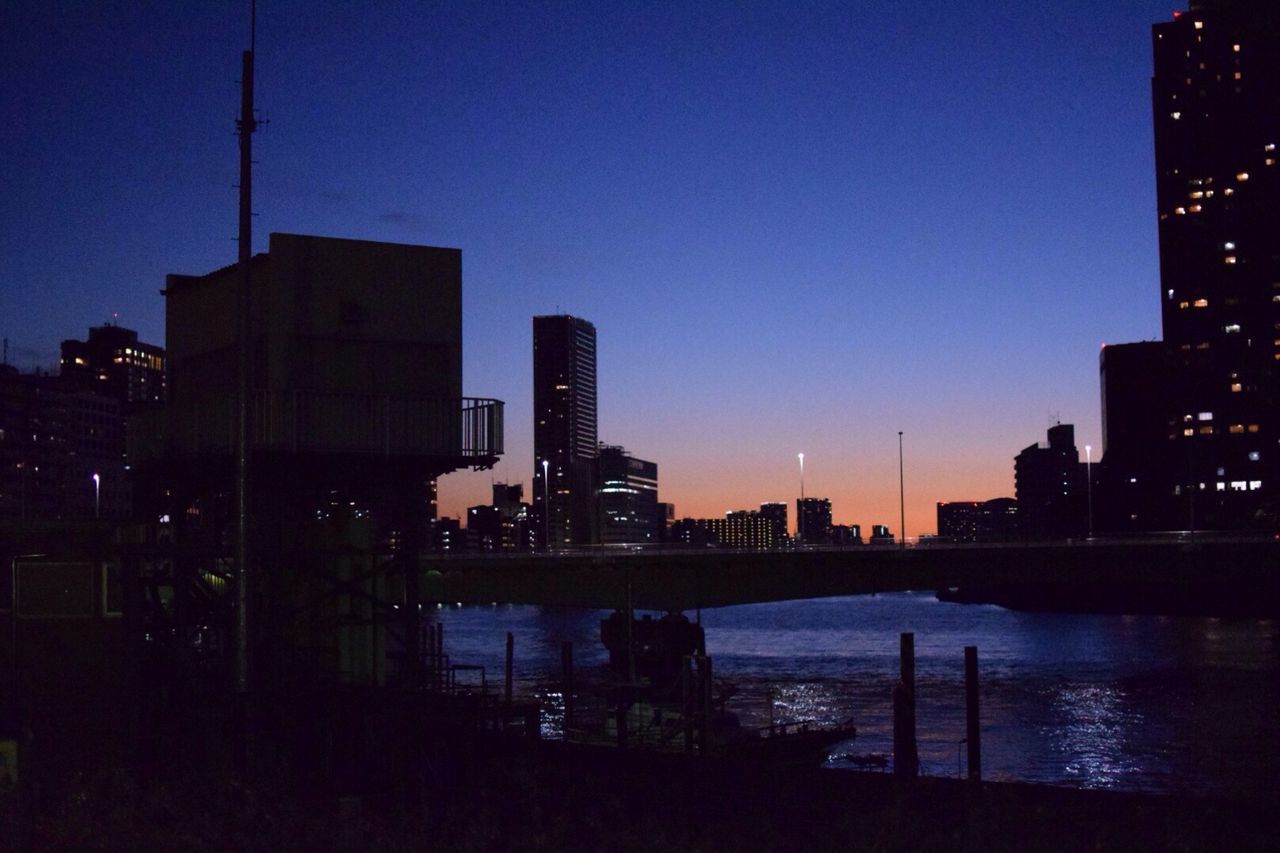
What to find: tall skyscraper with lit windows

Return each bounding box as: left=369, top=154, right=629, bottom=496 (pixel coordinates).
left=1150, top=0, right=1279, bottom=527
left=532, top=315, right=598, bottom=547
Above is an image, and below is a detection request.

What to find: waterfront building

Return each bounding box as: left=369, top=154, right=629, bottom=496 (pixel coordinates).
left=656, top=501, right=675, bottom=542
left=670, top=510, right=782, bottom=549
left=532, top=315, right=598, bottom=547
left=759, top=502, right=790, bottom=545
left=796, top=497, right=832, bottom=545
left=830, top=523, right=862, bottom=545
left=596, top=444, right=659, bottom=545
left=937, top=498, right=1019, bottom=543
left=869, top=524, right=894, bottom=544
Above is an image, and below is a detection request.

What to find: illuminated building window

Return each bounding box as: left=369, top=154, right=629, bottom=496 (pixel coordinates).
left=1235, top=71, right=1242, bottom=80
left=1200, top=426, right=1214, bottom=435
left=1250, top=481, right=1263, bottom=490
left=1188, top=204, right=1202, bottom=213
left=1184, top=428, right=1195, bottom=437
left=1224, top=256, right=1237, bottom=264
left=1189, top=190, right=1203, bottom=198
left=1194, top=298, right=1209, bottom=307
left=1217, top=482, right=1226, bottom=491
left=1249, top=451, right=1261, bottom=461
left=1194, top=21, right=1203, bottom=29
left=1179, top=301, right=1190, bottom=309
left=1224, top=241, right=1236, bottom=250
left=1233, top=43, right=1241, bottom=52
left=1167, top=289, right=1175, bottom=299
left=1196, top=342, right=1210, bottom=349
left=1267, top=159, right=1276, bottom=167
left=1171, top=111, right=1182, bottom=120
left=1267, top=144, right=1277, bottom=152
left=1237, top=172, right=1250, bottom=181
left=1225, top=324, right=1241, bottom=333
left=1248, top=424, right=1260, bottom=433
left=1231, top=382, right=1243, bottom=392
left=1175, top=207, right=1187, bottom=215
left=1229, top=424, right=1245, bottom=434
left=1198, top=412, right=1213, bottom=421
left=1230, top=481, right=1247, bottom=491
left=1223, top=187, right=1235, bottom=196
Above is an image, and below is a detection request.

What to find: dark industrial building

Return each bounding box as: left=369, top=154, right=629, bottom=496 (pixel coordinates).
left=532, top=315, right=598, bottom=547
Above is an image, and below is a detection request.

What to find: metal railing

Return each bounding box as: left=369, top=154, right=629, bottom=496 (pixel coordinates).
left=130, top=391, right=503, bottom=461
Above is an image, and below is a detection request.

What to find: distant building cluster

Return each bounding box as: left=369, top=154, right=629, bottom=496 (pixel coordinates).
left=0, top=323, right=165, bottom=520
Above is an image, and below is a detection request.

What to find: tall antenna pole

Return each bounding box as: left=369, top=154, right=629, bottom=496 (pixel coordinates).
left=235, top=1, right=259, bottom=725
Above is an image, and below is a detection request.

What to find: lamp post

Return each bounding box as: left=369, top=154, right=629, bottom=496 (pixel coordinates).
left=797, top=452, right=805, bottom=544
left=92, top=472, right=100, bottom=519
left=897, top=432, right=905, bottom=549
left=1085, top=444, right=1093, bottom=540
left=541, top=459, right=550, bottom=551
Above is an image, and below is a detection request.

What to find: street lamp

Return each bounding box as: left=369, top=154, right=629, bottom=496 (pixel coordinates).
left=897, top=432, right=905, bottom=549
left=797, top=452, right=805, bottom=544
left=541, top=459, right=550, bottom=551
left=92, top=472, right=100, bottom=519
left=1085, top=444, right=1093, bottom=540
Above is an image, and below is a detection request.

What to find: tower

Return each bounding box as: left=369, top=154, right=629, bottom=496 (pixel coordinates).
left=1150, top=0, right=1280, bottom=527
left=532, top=315, right=598, bottom=547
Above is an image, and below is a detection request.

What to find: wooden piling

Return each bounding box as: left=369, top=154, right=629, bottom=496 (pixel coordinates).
left=504, top=632, right=514, bottom=705
left=894, top=632, right=919, bottom=776
left=682, top=656, right=694, bottom=753
left=561, top=641, right=575, bottom=731
left=965, top=645, right=981, bottom=781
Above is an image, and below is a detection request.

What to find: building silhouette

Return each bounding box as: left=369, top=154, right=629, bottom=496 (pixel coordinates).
left=671, top=510, right=782, bottom=549
left=597, top=444, right=659, bottom=545
left=532, top=315, right=598, bottom=547
left=1101, top=2, right=1279, bottom=530
left=60, top=324, right=165, bottom=409
left=796, top=497, right=832, bottom=545
left=936, top=498, right=1018, bottom=543
left=1014, top=424, right=1087, bottom=540
left=759, top=502, right=789, bottom=545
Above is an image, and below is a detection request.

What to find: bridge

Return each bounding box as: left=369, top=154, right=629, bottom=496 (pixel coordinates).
left=422, top=537, right=1280, bottom=617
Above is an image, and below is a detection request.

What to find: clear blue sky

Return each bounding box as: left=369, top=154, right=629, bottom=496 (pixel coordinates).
left=1, top=1, right=1175, bottom=535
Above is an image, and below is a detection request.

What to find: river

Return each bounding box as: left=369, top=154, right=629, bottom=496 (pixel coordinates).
left=426, top=592, right=1278, bottom=798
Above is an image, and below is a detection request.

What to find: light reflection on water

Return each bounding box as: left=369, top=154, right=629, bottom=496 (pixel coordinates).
left=428, top=593, right=1279, bottom=796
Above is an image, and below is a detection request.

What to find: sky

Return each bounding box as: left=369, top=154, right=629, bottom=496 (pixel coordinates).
left=1, top=1, right=1177, bottom=537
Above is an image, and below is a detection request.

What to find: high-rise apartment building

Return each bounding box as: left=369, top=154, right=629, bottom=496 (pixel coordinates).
left=532, top=315, right=598, bottom=547
left=796, top=497, right=832, bottom=545
left=60, top=324, right=166, bottom=409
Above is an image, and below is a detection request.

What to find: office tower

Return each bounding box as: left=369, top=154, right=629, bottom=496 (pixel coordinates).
left=532, top=315, right=598, bottom=547
left=1146, top=2, right=1279, bottom=527
left=1014, top=424, right=1086, bottom=539
left=596, top=444, right=659, bottom=545
left=60, top=324, right=166, bottom=409
left=796, top=497, right=832, bottom=545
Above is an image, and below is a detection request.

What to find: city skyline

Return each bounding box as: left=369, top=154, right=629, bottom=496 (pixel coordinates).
left=3, top=1, right=1181, bottom=535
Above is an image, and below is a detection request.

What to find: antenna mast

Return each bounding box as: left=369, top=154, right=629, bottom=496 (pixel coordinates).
left=235, top=0, right=259, bottom=734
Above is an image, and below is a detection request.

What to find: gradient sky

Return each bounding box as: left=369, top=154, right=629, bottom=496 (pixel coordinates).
left=2, top=1, right=1178, bottom=536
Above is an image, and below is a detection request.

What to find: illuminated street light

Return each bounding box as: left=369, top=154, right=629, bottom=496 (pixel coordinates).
left=541, top=458, right=550, bottom=551
left=92, top=472, right=101, bottom=519
left=898, top=432, right=905, bottom=549
left=798, top=452, right=805, bottom=544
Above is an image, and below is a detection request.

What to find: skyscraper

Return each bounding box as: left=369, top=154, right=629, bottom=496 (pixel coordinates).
left=1101, top=2, right=1279, bottom=530
left=596, top=444, right=659, bottom=545
left=1151, top=0, right=1279, bottom=527
left=533, top=315, right=598, bottom=547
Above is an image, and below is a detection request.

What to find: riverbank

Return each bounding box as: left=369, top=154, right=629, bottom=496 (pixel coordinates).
left=31, top=736, right=1275, bottom=852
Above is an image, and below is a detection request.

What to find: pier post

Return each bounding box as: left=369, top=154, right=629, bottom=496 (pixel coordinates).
left=504, top=632, right=514, bottom=705
left=682, top=657, right=694, bottom=753
left=697, top=655, right=714, bottom=755
left=894, top=632, right=919, bottom=776
left=965, top=645, right=981, bottom=781
left=561, top=641, right=575, bottom=732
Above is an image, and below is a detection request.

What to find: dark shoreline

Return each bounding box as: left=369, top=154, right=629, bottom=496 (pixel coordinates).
left=28, top=736, right=1277, bottom=852
left=935, top=582, right=1280, bottom=619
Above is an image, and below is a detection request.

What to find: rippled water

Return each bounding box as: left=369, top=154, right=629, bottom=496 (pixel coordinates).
left=427, top=593, right=1279, bottom=797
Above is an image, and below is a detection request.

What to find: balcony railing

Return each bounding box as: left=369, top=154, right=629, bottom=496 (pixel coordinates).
left=130, top=392, right=503, bottom=463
